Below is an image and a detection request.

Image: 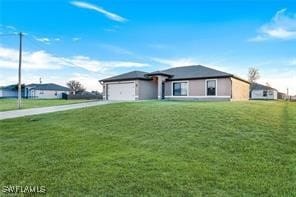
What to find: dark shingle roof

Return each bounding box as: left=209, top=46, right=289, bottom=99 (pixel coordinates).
left=0, top=84, right=18, bottom=91
left=26, top=83, right=70, bottom=91
left=146, top=71, right=174, bottom=77
left=99, top=65, right=249, bottom=83
left=251, top=83, right=277, bottom=91
left=0, top=84, right=25, bottom=91
left=100, top=71, right=150, bottom=82
left=154, top=65, right=232, bottom=80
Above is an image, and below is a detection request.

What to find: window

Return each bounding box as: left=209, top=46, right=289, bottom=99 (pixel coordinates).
left=173, top=82, right=187, bottom=96
left=263, top=90, right=267, bottom=97
left=39, top=91, right=44, bottom=94
left=206, top=80, right=216, bottom=96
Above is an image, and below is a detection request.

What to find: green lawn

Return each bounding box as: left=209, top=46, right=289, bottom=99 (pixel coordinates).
left=0, top=98, right=90, bottom=111
left=0, top=101, right=295, bottom=196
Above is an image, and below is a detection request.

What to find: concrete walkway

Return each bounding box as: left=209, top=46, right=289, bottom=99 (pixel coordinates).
left=0, top=101, right=113, bottom=120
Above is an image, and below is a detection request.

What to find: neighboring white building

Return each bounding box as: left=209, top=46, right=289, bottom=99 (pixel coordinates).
left=0, top=85, right=25, bottom=98
left=250, top=83, right=278, bottom=100
left=25, top=83, right=70, bottom=99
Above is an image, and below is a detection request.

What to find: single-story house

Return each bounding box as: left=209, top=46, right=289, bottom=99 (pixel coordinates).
left=250, top=83, right=278, bottom=100
left=100, top=65, right=250, bottom=101
left=25, top=83, right=70, bottom=99
left=0, top=84, right=25, bottom=98
left=277, top=92, right=287, bottom=100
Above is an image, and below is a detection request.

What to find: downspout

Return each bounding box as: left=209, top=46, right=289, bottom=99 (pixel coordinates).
left=230, top=78, right=233, bottom=100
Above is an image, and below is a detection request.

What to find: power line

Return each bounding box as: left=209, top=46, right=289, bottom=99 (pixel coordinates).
left=0, top=33, right=18, bottom=37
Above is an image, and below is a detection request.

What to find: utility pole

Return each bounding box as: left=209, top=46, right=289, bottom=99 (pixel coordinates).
left=287, top=88, right=289, bottom=101
left=17, top=32, right=23, bottom=109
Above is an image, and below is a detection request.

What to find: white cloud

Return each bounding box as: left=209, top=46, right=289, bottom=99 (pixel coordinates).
left=258, top=70, right=296, bottom=95
left=0, top=46, right=150, bottom=91
left=70, top=73, right=102, bottom=91
left=249, top=9, right=296, bottom=42
left=151, top=57, right=229, bottom=70
left=151, top=57, right=198, bottom=67
left=70, top=1, right=127, bottom=23
left=0, top=46, right=149, bottom=72
left=6, top=25, right=16, bottom=30
left=72, top=37, right=81, bottom=42
left=34, top=37, right=61, bottom=44
left=34, top=37, right=51, bottom=44
left=0, top=74, right=18, bottom=86
left=248, top=35, right=269, bottom=42
left=288, top=58, right=296, bottom=66
left=0, top=47, right=63, bottom=70
left=0, top=25, right=18, bottom=35
left=67, top=56, right=148, bottom=72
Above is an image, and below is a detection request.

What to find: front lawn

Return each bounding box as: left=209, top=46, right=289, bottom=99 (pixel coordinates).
left=0, top=98, right=90, bottom=111
left=0, top=101, right=295, bottom=196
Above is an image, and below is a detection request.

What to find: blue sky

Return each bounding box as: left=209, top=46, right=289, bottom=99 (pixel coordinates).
left=0, top=0, right=296, bottom=94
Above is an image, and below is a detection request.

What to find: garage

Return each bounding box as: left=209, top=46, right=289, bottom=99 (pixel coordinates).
left=107, top=82, right=136, bottom=101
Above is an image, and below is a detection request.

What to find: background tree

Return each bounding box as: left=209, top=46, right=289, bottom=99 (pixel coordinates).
left=66, top=80, right=85, bottom=95
left=248, top=67, right=260, bottom=83
left=248, top=67, right=260, bottom=98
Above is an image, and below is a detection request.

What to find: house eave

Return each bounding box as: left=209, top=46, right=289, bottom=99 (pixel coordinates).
left=166, top=75, right=233, bottom=81
left=100, top=78, right=152, bottom=83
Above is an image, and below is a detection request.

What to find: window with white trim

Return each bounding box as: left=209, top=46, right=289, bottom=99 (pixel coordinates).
left=206, top=80, right=216, bottom=96
left=173, top=82, right=188, bottom=96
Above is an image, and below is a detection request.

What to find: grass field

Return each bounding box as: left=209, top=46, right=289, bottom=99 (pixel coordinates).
left=0, top=98, right=89, bottom=111
left=0, top=101, right=295, bottom=196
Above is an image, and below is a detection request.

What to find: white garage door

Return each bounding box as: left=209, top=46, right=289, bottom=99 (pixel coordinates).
left=107, top=82, right=135, bottom=101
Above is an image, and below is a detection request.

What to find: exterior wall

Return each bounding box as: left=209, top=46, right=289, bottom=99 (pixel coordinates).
left=0, top=90, right=18, bottom=98
left=231, top=77, right=250, bottom=100
left=188, top=79, right=205, bottom=96
left=101, top=77, right=248, bottom=101
left=102, top=84, right=106, bottom=100
left=164, top=82, right=171, bottom=96
left=164, top=78, right=232, bottom=100
left=188, top=78, right=231, bottom=96
left=28, top=90, right=68, bottom=99
left=137, top=80, right=157, bottom=100
left=251, top=90, right=277, bottom=100
left=135, top=81, right=139, bottom=99
left=217, top=78, right=232, bottom=96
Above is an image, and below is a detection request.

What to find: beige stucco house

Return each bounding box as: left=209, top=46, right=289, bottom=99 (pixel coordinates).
left=100, top=65, right=250, bottom=101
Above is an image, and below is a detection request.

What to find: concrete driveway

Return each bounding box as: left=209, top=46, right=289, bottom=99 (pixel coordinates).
left=0, top=101, right=114, bottom=120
